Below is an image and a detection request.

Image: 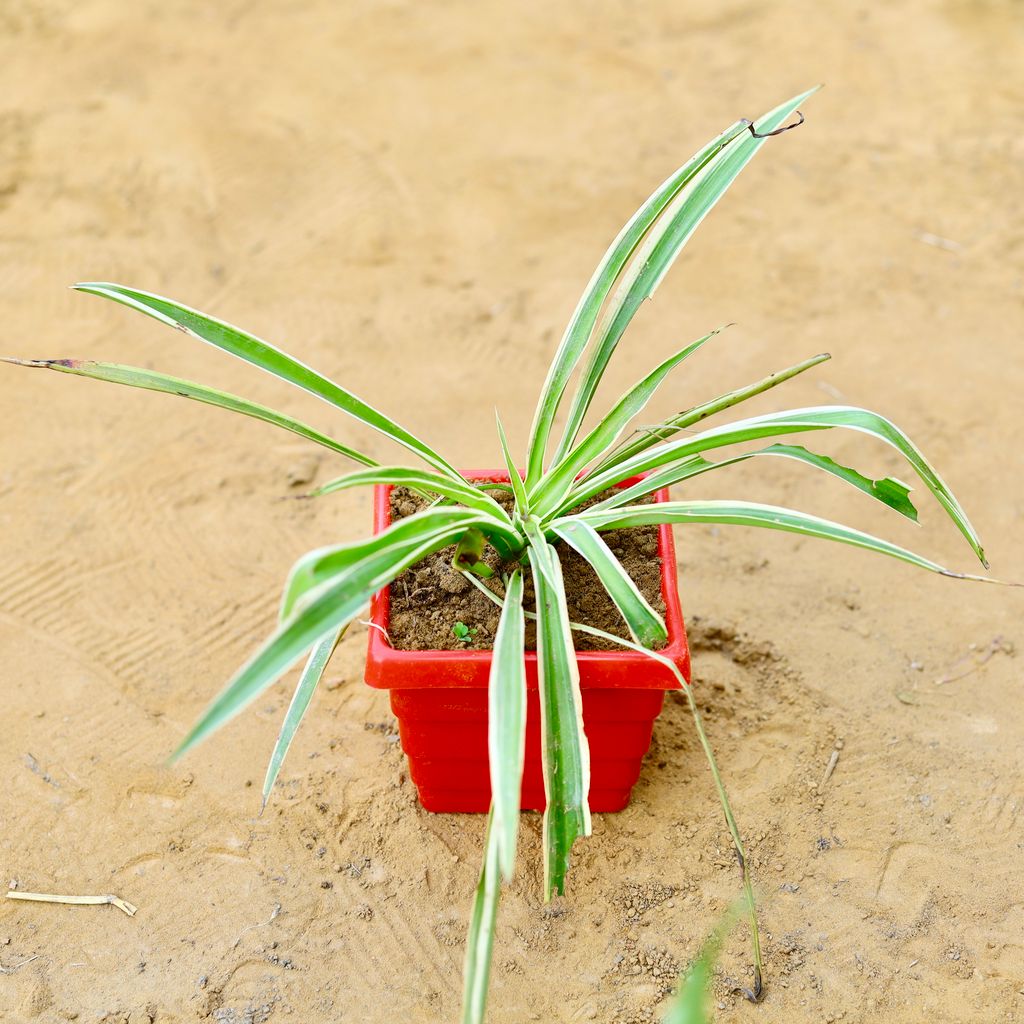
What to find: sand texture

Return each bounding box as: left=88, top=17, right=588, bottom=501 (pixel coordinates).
left=1, top=3, right=1023, bottom=1022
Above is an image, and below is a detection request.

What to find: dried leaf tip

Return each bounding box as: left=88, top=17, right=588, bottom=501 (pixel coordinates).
left=0, top=357, right=80, bottom=369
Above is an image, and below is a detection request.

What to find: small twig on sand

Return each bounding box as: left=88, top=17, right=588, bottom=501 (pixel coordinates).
left=916, top=231, right=962, bottom=253
left=936, top=636, right=1013, bottom=685
left=24, top=753, right=60, bottom=788
left=819, top=749, right=841, bottom=789
left=6, top=891, right=137, bottom=917
left=231, top=902, right=282, bottom=949
left=0, top=954, right=39, bottom=976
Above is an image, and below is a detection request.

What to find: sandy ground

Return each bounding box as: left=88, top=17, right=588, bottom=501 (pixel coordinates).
left=2, top=2, right=1023, bottom=1022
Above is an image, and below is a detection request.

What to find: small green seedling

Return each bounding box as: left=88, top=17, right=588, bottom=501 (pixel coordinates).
left=452, top=621, right=478, bottom=644
left=663, top=907, right=740, bottom=1024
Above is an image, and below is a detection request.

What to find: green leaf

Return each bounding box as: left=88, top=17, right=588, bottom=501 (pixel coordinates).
left=495, top=411, right=529, bottom=514
left=2, top=358, right=376, bottom=467
left=488, top=571, right=527, bottom=878
left=525, top=523, right=591, bottom=898
left=452, top=621, right=474, bottom=642
left=550, top=519, right=667, bottom=647
left=456, top=573, right=526, bottom=1023
left=596, top=352, right=831, bottom=474
left=73, top=282, right=462, bottom=479
left=453, top=528, right=496, bottom=578
left=461, top=811, right=502, bottom=1024
left=662, top=911, right=740, bottom=1024
left=567, top=499, right=999, bottom=582
left=262, top=624, right=344, bottom=808
left=279, top=507, right=498, bottom=621
left=525, top=612, right=767, bottom=1008
left=589, top=443, right=919, bottom=522
left=558, top=405, right=986, bottom=567
left=549, top=88, right=818, bottom=466
left=530, top=329, right=721, bottom=514
left=664, top=944, right=715, bottom=1024
left=522, top=113, right=765, bottom=488
left=460, top=572, right=771, bottom=1007
left=311, top=465, right=513, bottom=522
left=172, top=523, right=468, bottom=760
left=754, top=445, right=917, bottom=519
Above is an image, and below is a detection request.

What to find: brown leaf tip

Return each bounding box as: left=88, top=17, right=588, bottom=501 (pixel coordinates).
left=1, top=357, right=81, bottom=369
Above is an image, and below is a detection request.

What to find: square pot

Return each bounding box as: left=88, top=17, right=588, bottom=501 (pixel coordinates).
left=364, top=470, right=691, bottom=813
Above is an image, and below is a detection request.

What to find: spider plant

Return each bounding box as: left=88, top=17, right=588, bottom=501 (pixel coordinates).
left=5, top=86, right=1006, bottom=1023
left=663, top=908, right=740, bottom=1024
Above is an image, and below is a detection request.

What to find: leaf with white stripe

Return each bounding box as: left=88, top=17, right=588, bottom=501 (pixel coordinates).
left=74, top=282, right=461, bottom=479
left=279, top=507, right=496, bottom=621
left=568, top=500, right=1004, bottom=583
left=172, top=523, right=470, bottom=759
left=311, top=466, right=512, bottom=522
left=495, top=412, right=529, bottom=513
left=461, top=812, right=502, bottom=1024
left=2, top=358, right=376, bottom=467
left=558, top=405, right=986, bottom=567
left=531, top=329, right=721, bottom=514
left=589, top=444, right=918, bottom=522
left=549, top=88, right=818, bottom=464
left=262, top=624, right=344, bottom=808
left=523, top=112, right=766, bottom=487
left=595, top=352, right=831, bottom=475
left=525, top=524, right=591, bottom=898
left=550, top=519, right=666, bottom=647
left=488, top=571, right=526, bottom=878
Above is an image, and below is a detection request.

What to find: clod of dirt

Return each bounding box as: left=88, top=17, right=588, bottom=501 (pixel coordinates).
left=286, top=453, right=321, bottom=487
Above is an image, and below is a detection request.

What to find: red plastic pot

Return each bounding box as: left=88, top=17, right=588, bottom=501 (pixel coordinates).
left=364, top=471, right=691, bottom=813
